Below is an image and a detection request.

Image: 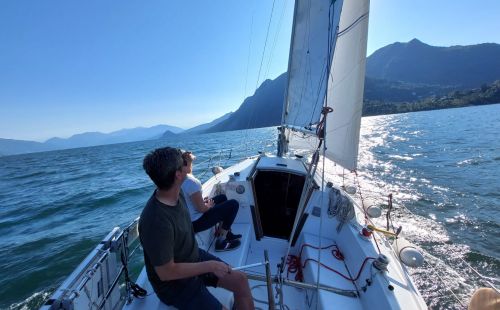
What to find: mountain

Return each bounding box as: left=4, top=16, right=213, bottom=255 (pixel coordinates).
left=183, top=112, right=234, bottom=134
left=160, top=130, right=177, bottom=139
left=1, top=125, right=184, bottom=156
left=205, top=73, right=287, bottom=133
left=203, top=40, right=500, bottom=133
left=45, top=125, right=184, bottom=149
left=366, top=39, right=500, bottom=88
left=364, top=77, right=456, bottom=102
left=0, top=139, right=53, bottom=156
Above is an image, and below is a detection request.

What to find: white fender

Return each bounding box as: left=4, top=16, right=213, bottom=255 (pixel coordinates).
left=363, top=199, right=382, bottom=218
left=394, top=237, right=424, bottom=267
left=212, top=166, right=223, bottom=175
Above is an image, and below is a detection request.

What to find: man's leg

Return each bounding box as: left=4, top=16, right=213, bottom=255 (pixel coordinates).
left=192, top=199, right=239, bottom=233
left=217, top=271, right=254, bottom=310
left=172, top=285, right=222, bottom=310
left=211, top=194, right=228, bottom=204
left=156, top=276, right=222, bottom=310
left=198, top=249, right=254, bottom=310
left=215, top=199, right=238, bottom=231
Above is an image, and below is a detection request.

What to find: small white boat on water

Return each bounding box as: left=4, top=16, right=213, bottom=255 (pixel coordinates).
left=41, top=0, right=496, bottom=309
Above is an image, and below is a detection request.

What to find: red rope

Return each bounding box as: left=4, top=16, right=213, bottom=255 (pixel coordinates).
left=302, top=256, right=375, bottom=282
left=286, top=243, right=376, bottom=283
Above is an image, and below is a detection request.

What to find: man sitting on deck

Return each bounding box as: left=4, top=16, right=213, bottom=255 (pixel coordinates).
left=139, top=147, right=254, bottom=310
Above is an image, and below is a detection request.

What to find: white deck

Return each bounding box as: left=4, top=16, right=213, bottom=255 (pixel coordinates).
left=123, top=156, right=427, bottom=310
left=125, top=232, right=364, bottom=310
left=48, top=156, right=426, bottom=310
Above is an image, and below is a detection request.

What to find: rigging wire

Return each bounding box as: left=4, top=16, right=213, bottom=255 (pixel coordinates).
left=457, top=256, right=499, bottom=293
left=242, top=3, right=256, bottom=156
left=254, top=0, right=276, bottom=91
left=315, top=143, right=327, bottom=310
left=313, top=6, right=338, bottom=303
left=241, top=0, right=277, bottom=158
left=424, top=260, right=467, bottom=308
left=264, top=0, right=289, bottom=80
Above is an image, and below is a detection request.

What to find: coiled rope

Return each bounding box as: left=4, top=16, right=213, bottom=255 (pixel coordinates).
left=328, top=187, right=355, bottom=232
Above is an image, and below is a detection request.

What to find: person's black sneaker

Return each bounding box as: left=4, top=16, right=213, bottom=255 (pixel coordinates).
left=225, top=230, right=242, bottom=241
left=215, top=238, right=241, bottom=252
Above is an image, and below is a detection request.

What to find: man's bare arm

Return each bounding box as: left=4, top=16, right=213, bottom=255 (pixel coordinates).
left=155, top=259, right=230, bottom=281
left=190, top=191, right=213, bottom=213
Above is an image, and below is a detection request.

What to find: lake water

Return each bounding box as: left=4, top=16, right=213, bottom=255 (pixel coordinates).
left=1, top=104, right=499, bottom=309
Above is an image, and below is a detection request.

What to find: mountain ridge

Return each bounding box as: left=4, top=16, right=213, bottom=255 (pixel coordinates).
left=1, top=125, right=184, bottom=156
left=366, top=39, right=500, bottom=88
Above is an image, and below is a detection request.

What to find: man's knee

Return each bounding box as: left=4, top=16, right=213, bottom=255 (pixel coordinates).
left=231, top=271, right=250, bottom=294
left=228, top=199, right=239, bottom=210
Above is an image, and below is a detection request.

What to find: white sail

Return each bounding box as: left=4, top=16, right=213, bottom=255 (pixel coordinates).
left=324, top=0, right=369, bottom=170
left=281, top=0, right=343, bottom=130
left=282, top=0, right=369, bottom=171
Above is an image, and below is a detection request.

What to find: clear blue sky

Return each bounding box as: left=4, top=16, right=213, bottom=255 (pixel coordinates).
left=1, top=0, right=499, bottom=142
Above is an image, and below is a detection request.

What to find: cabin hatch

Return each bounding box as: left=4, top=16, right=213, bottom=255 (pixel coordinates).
left=251, top=170, right=306, bottom=240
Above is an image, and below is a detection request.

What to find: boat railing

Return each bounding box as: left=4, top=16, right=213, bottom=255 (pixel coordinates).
left=40, top=217, right=141, bottom=310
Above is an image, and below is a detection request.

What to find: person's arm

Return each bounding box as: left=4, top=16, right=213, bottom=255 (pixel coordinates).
left=155, top=258, right=231, bottom=281
left=190, top=191, right=214, bottom=213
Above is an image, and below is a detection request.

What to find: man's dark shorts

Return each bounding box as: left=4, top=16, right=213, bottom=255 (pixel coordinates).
left=157, top=249, right=225, bottom=310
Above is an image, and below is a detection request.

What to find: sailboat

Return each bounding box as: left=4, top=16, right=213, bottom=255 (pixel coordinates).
left=41, top=0, right=430, bottom=309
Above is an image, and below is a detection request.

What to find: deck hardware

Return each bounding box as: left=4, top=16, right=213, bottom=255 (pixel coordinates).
left=311, top=206, right=321, bottom=217
left=244, top=273, right=358, bottom=298
left=264, top=250, right=275, bottom=310
left=361, top=226, right=373, bottom=237
left=367, top=225, right=401, bottom=237
left=373, top=254, right=390, bottom=271
left=236, top=185, right=245, bottom=194
left=232, top=261, right=269, bottom=271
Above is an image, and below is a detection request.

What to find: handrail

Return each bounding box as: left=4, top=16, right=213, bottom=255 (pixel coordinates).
left=41, top=219, right=142, bottom=310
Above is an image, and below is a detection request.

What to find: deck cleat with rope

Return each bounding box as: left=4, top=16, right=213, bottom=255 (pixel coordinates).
left=373, top=254, right=390, bottom=272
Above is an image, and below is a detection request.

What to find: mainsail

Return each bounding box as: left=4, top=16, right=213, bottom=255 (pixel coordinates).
left=282, top=0, right=343, bottom=131
left=281, top=0, right=370, bottom=171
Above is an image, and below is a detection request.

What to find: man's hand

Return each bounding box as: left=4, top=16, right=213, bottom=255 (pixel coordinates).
left=204, top=198, right=215, bottom=209
left=209, top=260, right=232, bottom=279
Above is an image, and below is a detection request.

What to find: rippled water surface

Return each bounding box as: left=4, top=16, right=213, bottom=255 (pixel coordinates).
left=1, top=104, right=498, bottom=309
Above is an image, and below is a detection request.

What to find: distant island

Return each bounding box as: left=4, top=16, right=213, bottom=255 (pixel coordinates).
left=2, top=39, right=500, bottom=156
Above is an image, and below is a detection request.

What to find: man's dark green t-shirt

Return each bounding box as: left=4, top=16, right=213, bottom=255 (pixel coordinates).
left=139, top=191, right=199, bottom=299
